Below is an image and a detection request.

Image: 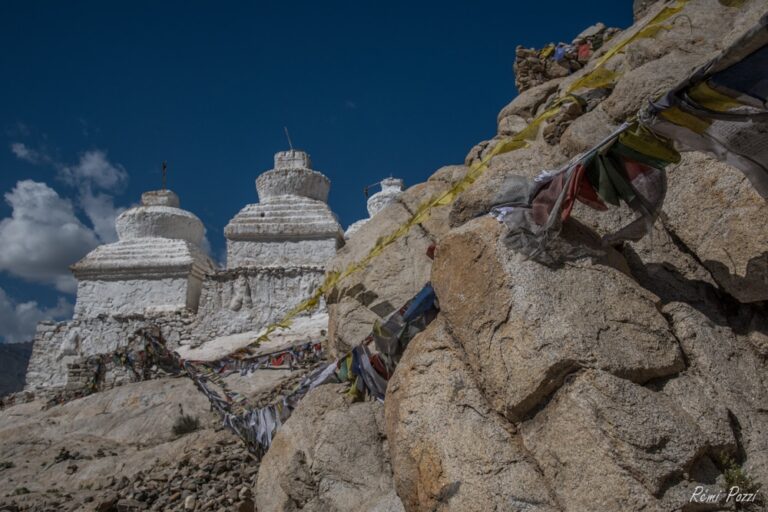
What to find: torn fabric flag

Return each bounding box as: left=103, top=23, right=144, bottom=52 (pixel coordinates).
left=642, top=13, right=768, bottom=198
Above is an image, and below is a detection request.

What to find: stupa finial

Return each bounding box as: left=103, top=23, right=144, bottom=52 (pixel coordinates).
left=284, top=127, right=294, bottom=151
left=162, top=161, right=168, bottom=191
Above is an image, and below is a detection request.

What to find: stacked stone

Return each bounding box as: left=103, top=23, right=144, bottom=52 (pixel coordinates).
left=62, top=359, right=102, bottom=393
left=25, top=310, right=197, bottom=392
left=514, top=23, right=620, bottom=92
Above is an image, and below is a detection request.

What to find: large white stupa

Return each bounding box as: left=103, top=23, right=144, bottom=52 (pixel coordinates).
left=224, top=150, right=344, bottom=268
left=70, top=189, right=214, bottom=317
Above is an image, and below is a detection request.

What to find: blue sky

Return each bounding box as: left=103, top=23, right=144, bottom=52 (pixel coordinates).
left=0, top=0, right=632, bottom=342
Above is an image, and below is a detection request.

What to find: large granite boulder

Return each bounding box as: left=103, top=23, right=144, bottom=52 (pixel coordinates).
left=385, top=318, right=558, bottom=512
left=255, top=384, right=403, bottom=512
left=431, top=217, right=683, bottom=421
left=521, top=370, right=710, bottom=512
left=661, top=302, right=768, bottom=485
left=662, top=153, right=768, bottom=303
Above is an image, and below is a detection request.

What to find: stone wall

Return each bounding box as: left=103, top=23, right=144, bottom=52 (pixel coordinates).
left=26, top=265, right=328, bottom=391
left=190, top=266, right=327, bottom=343
left=73, top=276, right=198, bottom=318
left=25, top=311, right=196, bottom=392
left=513, top=23, right=619, bottom=92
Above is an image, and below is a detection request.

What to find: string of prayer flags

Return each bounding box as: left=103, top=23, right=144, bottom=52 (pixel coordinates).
left=641, top=13, right=768, bottom=198
left=337, top=282, right=439, bottom=401
left=490, top=121, right=680, bottom=263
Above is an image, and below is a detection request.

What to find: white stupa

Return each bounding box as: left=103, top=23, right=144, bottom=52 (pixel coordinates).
left=70, top=189, right=214, bottom=317
left=345, top=177, right=404, bottom=239
left=225, top=150, right=344, bottom=268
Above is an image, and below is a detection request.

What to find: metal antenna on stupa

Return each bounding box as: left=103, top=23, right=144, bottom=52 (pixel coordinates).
left=284, top=127, right=294, bottom=151
left=161, top=161, right=168, bottom=190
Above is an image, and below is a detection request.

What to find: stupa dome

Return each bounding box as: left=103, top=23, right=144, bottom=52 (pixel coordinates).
left=344, top=177, right=404, bottom=239
left=255, top=150, right=330, bottom=203
left=115, top=190, right=205, bottom=245
left=367, top=177, right=404, bottom=217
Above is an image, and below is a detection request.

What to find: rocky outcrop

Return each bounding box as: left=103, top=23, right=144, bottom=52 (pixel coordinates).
left=662, top=153, right=768, bottom=303
left=303, top=3, right=768, bottom=512
left=521, top=370, right=711, bottom=511
left=432, top=217, right=684, bottom=422
left=255, top=384, right=403, bottom=512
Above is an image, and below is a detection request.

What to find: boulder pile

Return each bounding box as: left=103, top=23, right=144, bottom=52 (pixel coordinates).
left=514, top=22, right=620, bottom=92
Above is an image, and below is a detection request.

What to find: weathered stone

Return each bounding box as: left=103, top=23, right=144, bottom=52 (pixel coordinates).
left=326, top=296, right=381, bottom=357
left=325, top=175, right=456, bottom=354
left=327, top=199, right=431, bottom=314
left=661, top=302, right=768, bottom=485
left=255, top=384, right=403, bottom=512
left=426, top=165, right=469, bottom=186
left=662, top=153, right=768, bottom=303
left=452, top=140, right=566, bottom=230
left=558, top=106, right=617, bottom=158
left=449, top=173, right=530, bottom=228
left=432, top=217, right=684, bottom=421
left=386, top=318, right=558, bottom=512
left=601, top=51, right=704, bottom=121
left=497, top=113, right=528, bottom=137
left=521, top=370, right=707, bottom=512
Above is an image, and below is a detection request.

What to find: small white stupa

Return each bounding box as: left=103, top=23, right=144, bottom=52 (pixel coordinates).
left=345, top=177, right=404, bottom=239
left=70, top=189, right=213, bottom=317
left=225, top=150, right=344, bottom=268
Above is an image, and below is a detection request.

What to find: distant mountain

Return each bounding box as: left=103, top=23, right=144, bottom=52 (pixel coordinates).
left=0, top=341, right=33, bottom=396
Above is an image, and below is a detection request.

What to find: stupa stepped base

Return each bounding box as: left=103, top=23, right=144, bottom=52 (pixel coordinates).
left=71, top=237, right=213, bottom=318
left=225, top=196, right=342, bottom=238
left=72, top=238, right=211, bottom=280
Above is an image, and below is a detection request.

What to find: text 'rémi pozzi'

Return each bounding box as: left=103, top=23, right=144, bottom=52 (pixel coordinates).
left=690, top=486, right=760, bottom=505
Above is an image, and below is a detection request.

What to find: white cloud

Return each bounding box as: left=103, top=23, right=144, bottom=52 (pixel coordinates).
left=0, top=287, right=72, bottom=343
left=79, top=187, right=125, bottom=243
left=9, top=145, right=128, bottom=244
left=0, top=180, right=100, bottom=293
left=10, top=142, right=49, bottom=165
left=58, top=150, right=127, bottom=190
